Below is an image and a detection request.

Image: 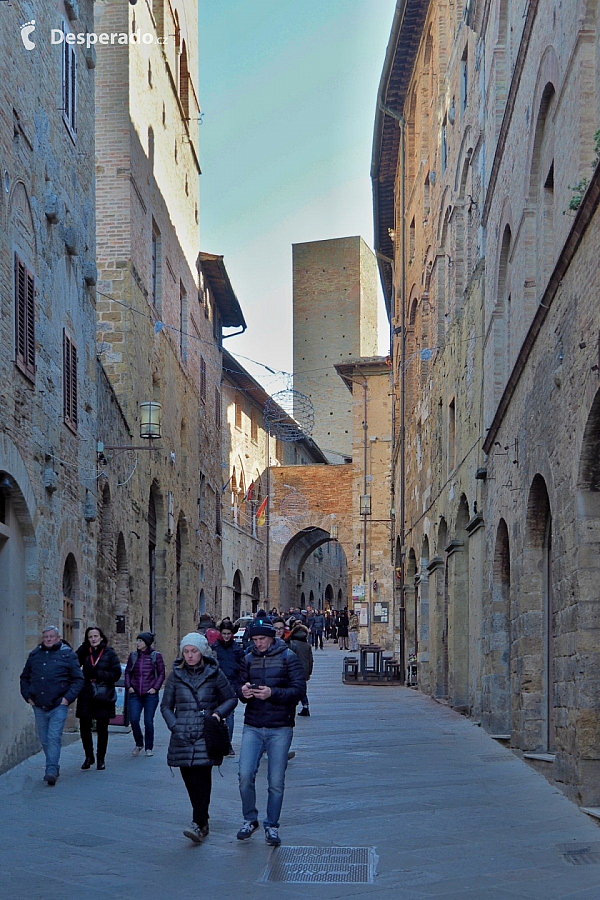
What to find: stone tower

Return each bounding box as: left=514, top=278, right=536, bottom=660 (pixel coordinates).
left=292, top=236, right=378, bottom=464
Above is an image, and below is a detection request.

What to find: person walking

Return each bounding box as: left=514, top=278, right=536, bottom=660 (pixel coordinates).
left=161, top=633, right=237, bottom=843
left=336, top=608, right=349, bottom=650
left=213, top=619, right=244, bottom=756
left=125, top=632, right=165, bottom=757
left=20, top=626, right=84, bottom=785
left=76, top=627, right=121, bottom=770
left=349, top=609, right=360, bottom=652
left=288, top=620, right=313, bottom=716
left=311, top=610, right=325, bottom=649
left=236, top=621, right=305, bottom=846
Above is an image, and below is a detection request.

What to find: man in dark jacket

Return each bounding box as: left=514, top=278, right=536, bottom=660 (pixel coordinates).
left=236, top=621, right=305, bottom=847
left=20, top=626, right=84, bottom=785
left=213, top=620, right=244, bottom=755
left=288, top=621, right=313, bottom=716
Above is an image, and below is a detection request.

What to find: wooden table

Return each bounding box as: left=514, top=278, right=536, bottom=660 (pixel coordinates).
left=359, top=644, right=384, bottom=677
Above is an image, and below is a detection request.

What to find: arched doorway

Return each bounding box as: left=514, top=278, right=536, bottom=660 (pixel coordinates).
left=483, top=519, right=510, bottom=734
left=519, top=475, right=552, bottom=751
left=251, top=577, right=260, bottom=614
left=449, top=495, right=470, bottom=710
left=62, top=554, right=80, bottom=649
left=232, top=570, right=242, bottom=620
left=148, top=490, right=157, bottom=634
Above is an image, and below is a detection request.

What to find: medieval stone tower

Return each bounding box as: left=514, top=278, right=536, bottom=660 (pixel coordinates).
left=292, top=236, right=378, bottom=464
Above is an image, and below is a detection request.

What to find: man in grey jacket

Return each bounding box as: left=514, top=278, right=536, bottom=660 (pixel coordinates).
left=20, top=626, right=84, bottom=785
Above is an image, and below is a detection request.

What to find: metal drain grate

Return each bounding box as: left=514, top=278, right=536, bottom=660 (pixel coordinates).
left=261, top=846, right=377, bottom=884
left=557, top=842, right=600, bottom=866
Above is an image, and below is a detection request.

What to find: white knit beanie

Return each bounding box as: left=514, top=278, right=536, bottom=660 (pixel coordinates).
left=180, top=632, right=213, bottom=658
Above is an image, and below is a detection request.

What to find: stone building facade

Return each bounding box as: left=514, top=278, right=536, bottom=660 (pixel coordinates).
left=0, top=0, right=98, bottom=772
left=336, top=357, right=394, bottom=649
left=374, top=0, right=600, bottom=804
left=292, top=237, right=378, bottom=464
left=221, top=349, right=328, bottom=619
left=94, top=0, right=244, bottom=662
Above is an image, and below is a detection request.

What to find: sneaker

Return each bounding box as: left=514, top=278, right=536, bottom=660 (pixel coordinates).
left=44, top=774, right=57, bottom=786
left=287, top=750, right=296, bottom=761
left=132, top=746, right=142, bottom=757
left=145, top=749, right=154, bottom=757
left=227, top=749, right=236, bottom=758
left=183, top=822, right=209, bottom=843
left=265, top=826, right=281, bottom=846
left=298, top=707, right=310, bottom=716
left=237, top=820, right=259, bottom=841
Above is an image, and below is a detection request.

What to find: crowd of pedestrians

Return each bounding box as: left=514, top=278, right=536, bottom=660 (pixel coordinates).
left=18, top=603, right=355, bottom=845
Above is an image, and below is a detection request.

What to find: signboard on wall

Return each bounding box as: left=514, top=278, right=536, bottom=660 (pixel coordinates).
left=373, top=601, right=389, bottom=624
left=354, top=602, right=369, bottom=627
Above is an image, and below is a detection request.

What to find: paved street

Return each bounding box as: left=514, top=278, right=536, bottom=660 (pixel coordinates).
left=4, top=643, right=600, bottom=899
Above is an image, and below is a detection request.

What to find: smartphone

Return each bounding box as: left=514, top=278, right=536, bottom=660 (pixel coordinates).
left=250, top=683, right=261, bottom=690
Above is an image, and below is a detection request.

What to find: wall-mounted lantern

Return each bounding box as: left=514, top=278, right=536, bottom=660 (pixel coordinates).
left=140, top=401, right=162, bottom=440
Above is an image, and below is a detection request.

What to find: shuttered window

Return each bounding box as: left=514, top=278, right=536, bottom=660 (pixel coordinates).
left=62, top=22, right=77, bottom=136
left=14, top=254, right=35, bottom=379
left=200, top=356, right=206, bottom=403
left=63, top=330, right=78, bottom=432
left=215, top=387, right=221, bottom=430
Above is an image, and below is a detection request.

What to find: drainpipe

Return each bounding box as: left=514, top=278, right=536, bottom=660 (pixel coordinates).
left=379, top=102, right=406, bottom=683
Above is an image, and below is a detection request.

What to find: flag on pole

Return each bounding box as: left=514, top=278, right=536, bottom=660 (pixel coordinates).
left=256, top=496, right=268, bottom=527
left=243, top=481, right=255, bottom=502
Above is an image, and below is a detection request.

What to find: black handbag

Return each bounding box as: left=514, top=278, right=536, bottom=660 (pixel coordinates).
left=91, top=682, right=117, bottom=704
left=202, top=713, right=230, bottom=761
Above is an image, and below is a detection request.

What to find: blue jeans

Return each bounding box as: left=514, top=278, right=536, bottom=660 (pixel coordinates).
left=128, top=693, right=160, bottom=750
left=238, top=725, right=293, bottom=828
left=33, top=703, right=68, bottom=777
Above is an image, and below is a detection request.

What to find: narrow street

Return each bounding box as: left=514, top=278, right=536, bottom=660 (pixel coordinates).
left=4, top=644, right=600, bottom=899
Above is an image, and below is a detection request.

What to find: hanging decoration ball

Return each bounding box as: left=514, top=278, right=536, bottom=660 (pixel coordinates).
left=264, top=389, right=315, bottom=442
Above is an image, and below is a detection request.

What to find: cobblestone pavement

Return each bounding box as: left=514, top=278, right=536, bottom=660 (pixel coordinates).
left=3, top=643, right=600, bottom=899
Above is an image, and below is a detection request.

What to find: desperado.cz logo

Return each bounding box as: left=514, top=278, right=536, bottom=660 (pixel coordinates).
left=51, top=28, right=167, bottom=48
left=20, top=20, right=36, bottom=50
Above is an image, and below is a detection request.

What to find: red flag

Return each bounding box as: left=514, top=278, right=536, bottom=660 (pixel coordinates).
left=244, top=481, right=254, bottom=502
left=256, top=496, right=268, bottom=527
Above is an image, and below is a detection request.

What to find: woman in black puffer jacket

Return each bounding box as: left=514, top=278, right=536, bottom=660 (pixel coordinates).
left=161, top=632, right=237, bottom=843
left=76, top=626, right=122, bottom=771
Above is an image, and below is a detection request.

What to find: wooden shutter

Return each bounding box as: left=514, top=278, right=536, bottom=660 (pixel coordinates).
left=14, top=254, right=35, bottom=378
left=63, top=330, right=78, bottom=431
left=200, top=356, right=206, bottom=402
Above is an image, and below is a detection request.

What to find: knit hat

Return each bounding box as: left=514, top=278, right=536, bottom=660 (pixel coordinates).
left=137, top=631, right=154, bottom=648
left=180, top=632, right=212, bottom=657
left=247, top=622, right=276, bottom=639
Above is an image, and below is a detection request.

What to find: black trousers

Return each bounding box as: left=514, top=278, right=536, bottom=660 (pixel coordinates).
left=180, top=766, right=213, bottom=827
left=79, top=716, right=109, bottom=761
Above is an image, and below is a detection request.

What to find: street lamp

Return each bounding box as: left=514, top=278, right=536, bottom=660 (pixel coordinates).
left=140, top=401, right=162, bottom=440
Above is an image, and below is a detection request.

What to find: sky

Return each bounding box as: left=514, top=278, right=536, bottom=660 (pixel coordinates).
left=197, top=0, right=396, bottom=392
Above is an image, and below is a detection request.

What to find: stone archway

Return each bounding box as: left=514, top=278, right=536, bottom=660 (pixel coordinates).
left=575, top=387, right=600, bottom=797
left=448, top=495, right=470, bottom=711
left=482, top=519, right=511, bottom=734
left=267, top=466, right=353, bottom=612
left=278, top=526, right=348, bottom=613
left=516, top=475, right=552, bottom=752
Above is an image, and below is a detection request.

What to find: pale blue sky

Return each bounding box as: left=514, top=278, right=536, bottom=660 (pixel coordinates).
left=198, top=0, right=395, bottom=389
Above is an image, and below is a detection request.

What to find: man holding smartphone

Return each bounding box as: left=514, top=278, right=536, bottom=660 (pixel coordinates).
left=236, top=621, right=305, bottom=846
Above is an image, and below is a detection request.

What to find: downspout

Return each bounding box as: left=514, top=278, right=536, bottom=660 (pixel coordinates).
left=378, top=101, right=406, bottom=683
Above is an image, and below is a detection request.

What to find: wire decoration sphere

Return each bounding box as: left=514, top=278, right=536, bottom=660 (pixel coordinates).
left=264, top=389, right=314, bottom=442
